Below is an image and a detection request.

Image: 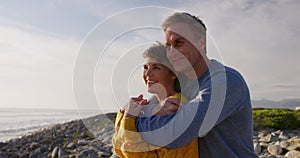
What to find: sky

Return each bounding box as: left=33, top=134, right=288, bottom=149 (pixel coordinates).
left=0, top=0, right=300, bottom=112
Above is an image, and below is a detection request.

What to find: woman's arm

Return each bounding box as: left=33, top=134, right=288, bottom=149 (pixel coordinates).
left=112, top=108, right=158, bottom=157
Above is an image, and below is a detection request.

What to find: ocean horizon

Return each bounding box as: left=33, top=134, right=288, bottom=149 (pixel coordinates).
left=0, top=107, right=115, bottom=142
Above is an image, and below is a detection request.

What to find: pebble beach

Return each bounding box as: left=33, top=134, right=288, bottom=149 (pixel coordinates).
left=0, top=112, right=299, bottom=158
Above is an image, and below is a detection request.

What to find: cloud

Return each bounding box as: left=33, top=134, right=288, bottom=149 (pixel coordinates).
left=1, top=0, right=299, bottom=111
left=15, top=6, right=170, bottom=110
left=0, top=18, right=79, bottom=109
left=272, top=84, right=300, bottom=89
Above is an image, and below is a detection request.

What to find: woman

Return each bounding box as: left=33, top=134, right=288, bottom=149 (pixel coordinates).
left=112, top=42, right=198, bottom=158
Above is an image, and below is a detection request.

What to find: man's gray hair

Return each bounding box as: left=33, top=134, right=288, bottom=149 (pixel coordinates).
left=161, top=12, right=207, bottom=39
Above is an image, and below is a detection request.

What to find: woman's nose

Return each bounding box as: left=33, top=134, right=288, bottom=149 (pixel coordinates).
left=144, top=69, right=152, bottom=77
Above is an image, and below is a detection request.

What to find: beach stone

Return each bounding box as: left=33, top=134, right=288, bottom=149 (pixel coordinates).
left=50, top=137, right=63, bottom=149
left=110, top=153, right=120, bottom=158
left=58, top=147, right=67, bottom=157
left=7, top=152, right=19, bottom=158
left=66, top=142, right=75, bottom=150
left=102, top=136, right=113, bottom=144
left=274, top=141, right=281, bottom=146
left=19, top=150, right=30, bottom=158
left=68, top=155, right=77, bottom=158
left=35, top=146, right=48, bottom=154
left=285, top=150, right=300, bottom=158
left=254, top=143, right=262, bottom=154
left=98, top=151, right=112, bottom=157
left=273, top=130, right=281, bottom=135
left=37, top=154, right=48, bottom=158
left=77, top=139, right=88, bottom=146
left=30, top=142, right=39, bottom=150
left=40, top=138, right=51, bottom=145
left=99, top=126, right=114, bottom=136
left=260, top=142, right=269, bottom=148
left=29, top=147, right=43, bottom=158
left=261, top=154, right=276, bottom=158
left=267, top=145, right=282, bottom=155
left=260, top=134, right=273, bottom=143
left=60, top=124, right=67, bottom=131
left=0, top=142, right=7, bottom=148
left=78, top=149, right=98, bottom=158
left=279, top=140, right=289, bottom=149
left=278, top=131, right=289, bottom=140
left=88, top=146, right=101, bottom=153
left=91, top=140, right=106, bottom=149
left=288, top=133, right=298, bottom=138
left=253, top=139, right=259, bottom=144
left=29, top=152, right=38, bottom=158
left=51, top=146, right=59, bottom=158
left=285, top=137, right=300, bottom=151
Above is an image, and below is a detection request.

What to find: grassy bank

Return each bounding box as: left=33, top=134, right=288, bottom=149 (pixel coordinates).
left=253, top=108, right=300, bottom=130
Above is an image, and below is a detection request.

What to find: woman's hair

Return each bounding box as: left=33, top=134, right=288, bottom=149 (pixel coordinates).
left=142, top=42, right=172, bottom=69
left=161, top=12, right=207, bottom=40
left=143, top=42, right=181, bottom=92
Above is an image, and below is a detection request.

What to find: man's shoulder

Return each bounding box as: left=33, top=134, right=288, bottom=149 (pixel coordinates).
left=210, top=60, right=245, bottom=82
left=205, top=60, right=249, bottom=92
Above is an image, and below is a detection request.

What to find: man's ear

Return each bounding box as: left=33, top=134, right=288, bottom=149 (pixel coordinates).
left=197, top=36, right=206, bottom=53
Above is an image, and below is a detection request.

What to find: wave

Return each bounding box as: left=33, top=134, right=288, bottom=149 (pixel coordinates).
left=0, top=124, right=49, bottom=134
left=0, top=108, right=105, bottom=142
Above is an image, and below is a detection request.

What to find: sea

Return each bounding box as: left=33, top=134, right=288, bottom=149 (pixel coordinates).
left=0, top=108, right=112, bottom=142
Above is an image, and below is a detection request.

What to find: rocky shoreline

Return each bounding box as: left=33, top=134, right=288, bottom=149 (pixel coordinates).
left=0, top=112, right=299, bottom=158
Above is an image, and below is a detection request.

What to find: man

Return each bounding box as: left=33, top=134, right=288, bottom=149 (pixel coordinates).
left=132, top=12, right=258, bottom=158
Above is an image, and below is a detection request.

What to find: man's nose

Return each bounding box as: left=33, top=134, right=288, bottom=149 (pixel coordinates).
left=167, top=46, right=178, bottom=58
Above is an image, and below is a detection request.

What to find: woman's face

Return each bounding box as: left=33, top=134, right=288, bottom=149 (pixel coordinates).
left=143, top=57, right=176, bottom=95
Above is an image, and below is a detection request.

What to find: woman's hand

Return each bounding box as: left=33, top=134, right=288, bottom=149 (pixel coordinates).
left=123, top=94, right=149, bottom=119
left=154, top=98, right=180, bottom=115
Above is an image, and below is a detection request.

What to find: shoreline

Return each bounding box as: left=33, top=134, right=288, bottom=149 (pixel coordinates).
left=0, top=108, right=113, bottom=143
left=1, top=112, right=299, bottom=158
left=0, top=112, right=117, bottom=158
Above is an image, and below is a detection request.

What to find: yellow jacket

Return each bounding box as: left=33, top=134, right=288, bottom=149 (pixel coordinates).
left=112, top=93, right=198, bottom=158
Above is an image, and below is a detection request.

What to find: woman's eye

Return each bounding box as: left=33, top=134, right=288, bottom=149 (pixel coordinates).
left=143, top=65, right=148, bottom=70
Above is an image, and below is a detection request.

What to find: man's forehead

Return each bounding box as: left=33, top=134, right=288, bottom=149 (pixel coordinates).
left=165, top=31, right=182, bottom=39
left=165, top=22, right=195, bottom=42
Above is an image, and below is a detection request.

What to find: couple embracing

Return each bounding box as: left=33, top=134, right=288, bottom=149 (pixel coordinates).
left=112, top=12, right=258, bottom=158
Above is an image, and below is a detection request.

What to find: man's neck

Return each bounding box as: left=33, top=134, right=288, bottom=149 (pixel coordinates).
left=184, top=59, right=212, bottom=80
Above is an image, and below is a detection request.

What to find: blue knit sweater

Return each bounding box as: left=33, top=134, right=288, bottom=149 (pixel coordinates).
left=136, top=60, right=258, bottom=158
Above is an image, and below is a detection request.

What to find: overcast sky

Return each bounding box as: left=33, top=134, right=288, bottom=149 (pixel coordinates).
left=0, top=0, right=299, bottom=111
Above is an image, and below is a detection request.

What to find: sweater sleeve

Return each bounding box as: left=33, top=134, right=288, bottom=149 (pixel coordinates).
left=112, top=111, right=159, bottom=158
left=136, top=70, right=248, bottom=148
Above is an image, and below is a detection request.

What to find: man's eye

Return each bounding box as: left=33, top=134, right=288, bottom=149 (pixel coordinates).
left=165, top=44, right=171, bottom=50
left=175, top=40, right=184, bottom=47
